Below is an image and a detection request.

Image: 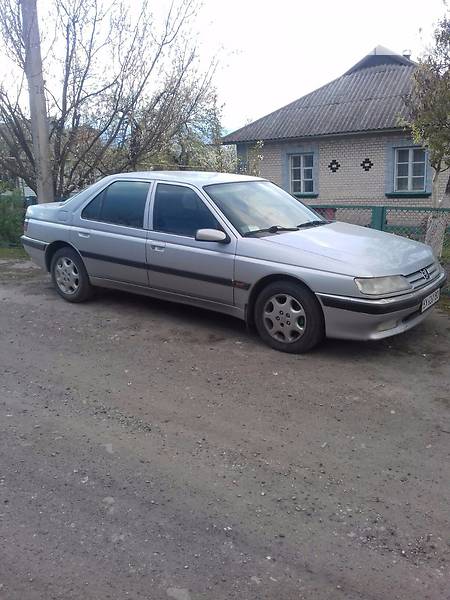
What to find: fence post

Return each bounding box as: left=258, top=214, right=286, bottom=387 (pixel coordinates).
left=371, top=206, right=386, bottom=231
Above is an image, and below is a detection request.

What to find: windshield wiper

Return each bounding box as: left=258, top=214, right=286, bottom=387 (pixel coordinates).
left=296, top=220, right=329, bottom=229
left=244, top=225, right=299, bottom=237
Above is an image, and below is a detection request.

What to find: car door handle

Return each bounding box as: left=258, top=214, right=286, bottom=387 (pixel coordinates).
left=78, top=232, right=90, bottom=238
left=149, top=240, right=166, bottom=251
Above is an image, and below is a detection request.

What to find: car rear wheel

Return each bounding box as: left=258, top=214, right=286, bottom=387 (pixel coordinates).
left=254, top=281, right=324, bottom=353
left=50, top=247, right=93, bottom=302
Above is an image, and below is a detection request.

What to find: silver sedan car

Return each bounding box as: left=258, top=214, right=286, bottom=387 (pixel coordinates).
left=22, top=171, right=447, bottom=353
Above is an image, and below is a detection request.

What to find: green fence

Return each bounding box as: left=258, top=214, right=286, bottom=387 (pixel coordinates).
left=311, top=204, right=450, bottom=293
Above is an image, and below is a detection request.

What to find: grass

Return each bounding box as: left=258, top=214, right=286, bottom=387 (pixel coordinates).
left=0, top=246, right=27, bottom=260
left=438, top=236, right=450, bottom=313
left=439, top=241, right=450, bottom=314
left=441, top=243, right=450, bottom=265
left=439, top=293, right=450, bottom=314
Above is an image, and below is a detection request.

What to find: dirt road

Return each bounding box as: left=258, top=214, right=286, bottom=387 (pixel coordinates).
left=1, top=260, right=449, bottom=599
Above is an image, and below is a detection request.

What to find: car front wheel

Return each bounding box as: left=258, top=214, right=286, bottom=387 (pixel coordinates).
left=254, top=281, right=324, bottom=353
left=50, top=247, right=93, bottom=302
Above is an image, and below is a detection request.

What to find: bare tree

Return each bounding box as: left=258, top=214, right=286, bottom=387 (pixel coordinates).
left=0, top=0, right=216, bottom=198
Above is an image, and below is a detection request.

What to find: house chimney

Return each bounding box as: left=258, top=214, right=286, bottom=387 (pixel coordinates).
left=402, top=49, right=411, bottom=59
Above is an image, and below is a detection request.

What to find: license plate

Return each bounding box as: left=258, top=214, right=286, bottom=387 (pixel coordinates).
left=421, top=288, right=440, bottom=312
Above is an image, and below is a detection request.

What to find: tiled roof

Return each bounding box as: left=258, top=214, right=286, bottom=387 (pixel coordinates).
left=222, top=48, right=415, bottom=144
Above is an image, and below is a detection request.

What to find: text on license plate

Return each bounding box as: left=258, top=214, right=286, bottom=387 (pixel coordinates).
left=421, top=289, right=440, bottom=312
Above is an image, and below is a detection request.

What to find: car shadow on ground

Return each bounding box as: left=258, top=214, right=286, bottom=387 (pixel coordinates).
left=92, top=287, right=443, bottom=360
left=10, top=271, right=447, bottom=360
left=94, top=287, right=246, bottom=334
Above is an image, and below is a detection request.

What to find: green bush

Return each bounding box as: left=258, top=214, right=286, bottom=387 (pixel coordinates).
left=0, top=192, right=24, bottom=247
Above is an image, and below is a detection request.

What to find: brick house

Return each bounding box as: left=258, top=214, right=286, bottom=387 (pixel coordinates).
left=222, top=46, right=449, bottom=208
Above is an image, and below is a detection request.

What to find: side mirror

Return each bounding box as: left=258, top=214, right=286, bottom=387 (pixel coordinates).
left=195, top=228, right=229, bottom=243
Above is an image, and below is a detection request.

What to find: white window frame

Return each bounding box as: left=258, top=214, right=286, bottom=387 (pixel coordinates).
left=394, top=147, right=426, bottom=192
left=290, top=154, right=314, bottom=194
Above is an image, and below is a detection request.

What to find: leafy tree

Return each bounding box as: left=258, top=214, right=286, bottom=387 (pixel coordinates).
left=404, top=14, right=450, bottom=255
left=0, top=191, right=23, bottom=246
left=405, top=15, right=450, bottom=207
left=167, top=96, right=240, bottom=172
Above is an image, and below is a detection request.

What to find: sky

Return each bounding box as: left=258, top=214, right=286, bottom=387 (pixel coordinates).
left=3, top=0, right=446, bottom=135
left=189, top=0, right=446, bottom=133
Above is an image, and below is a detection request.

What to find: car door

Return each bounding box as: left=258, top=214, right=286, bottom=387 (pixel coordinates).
left=72, top=179, right=152, bottom=286
left=146, top=182, right=237, bottom=305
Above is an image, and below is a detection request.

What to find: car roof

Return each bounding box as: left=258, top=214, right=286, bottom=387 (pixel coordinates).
left=106, top=171, right=264, bottom=186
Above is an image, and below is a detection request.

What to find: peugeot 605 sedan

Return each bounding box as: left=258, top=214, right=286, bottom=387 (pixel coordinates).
left=22, top=171, right=447, bottom=353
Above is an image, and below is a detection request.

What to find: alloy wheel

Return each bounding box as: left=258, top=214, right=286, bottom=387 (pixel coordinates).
left=262, top=293, right=307, bottom=343
left=54, top=257, right=80, bottom=295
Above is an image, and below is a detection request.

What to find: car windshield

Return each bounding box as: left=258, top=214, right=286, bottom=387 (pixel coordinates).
left=203, top=180, right=323, bottom=236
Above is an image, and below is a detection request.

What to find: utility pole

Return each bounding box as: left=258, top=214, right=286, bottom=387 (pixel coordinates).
left=20, top=0, right=54, bottom=203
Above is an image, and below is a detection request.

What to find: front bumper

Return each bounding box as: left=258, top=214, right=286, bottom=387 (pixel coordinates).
left=317, top=271, right=447, bottom=341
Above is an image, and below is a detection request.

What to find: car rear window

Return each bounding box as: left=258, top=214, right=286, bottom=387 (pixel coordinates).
left=81, top=181, right=150, bottom=228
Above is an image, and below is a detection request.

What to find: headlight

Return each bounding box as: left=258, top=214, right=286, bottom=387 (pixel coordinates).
left=354, top=275, right=412, bottom=295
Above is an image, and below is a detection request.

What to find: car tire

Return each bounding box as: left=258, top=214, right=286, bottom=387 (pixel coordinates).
left=254, top=280, right=324, bottom=353
left=50, top=247, right=93, bottom=303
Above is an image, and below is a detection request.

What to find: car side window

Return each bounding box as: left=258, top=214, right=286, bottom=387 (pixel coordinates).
left=81, top=190, right=103, bottom=221
left=153, top=183, right=219, bottom=237
left=81, top=181, right=150, bottom=228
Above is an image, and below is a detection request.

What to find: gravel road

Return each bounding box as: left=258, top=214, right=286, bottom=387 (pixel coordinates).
left=0, top=260, right=449, bottom=600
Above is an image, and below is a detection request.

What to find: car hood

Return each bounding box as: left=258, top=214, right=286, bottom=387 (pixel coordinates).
left=254, top=221, right=435, bottom=276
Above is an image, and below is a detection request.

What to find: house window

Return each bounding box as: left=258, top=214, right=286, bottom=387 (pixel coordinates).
left=290, top=154, right=314, bottom=194
left=395, top=148, right=426, bottom=192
